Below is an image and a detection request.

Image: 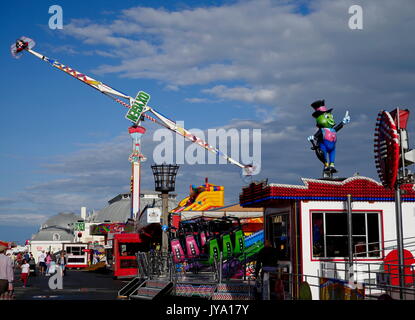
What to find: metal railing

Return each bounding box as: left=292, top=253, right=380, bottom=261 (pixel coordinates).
left=137, top=251, right=175, bottom=281
left=320, top=261, right=415, bottom=300
left=257, top=268, right=415, bottom=301
left=352, top=236, right=415, bottom=260
left=255, top=239, right=415, bottom=301
left=137, top=251, right=221, bottom=283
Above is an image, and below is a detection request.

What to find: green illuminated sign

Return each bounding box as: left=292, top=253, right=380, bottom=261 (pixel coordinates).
left=74, top=222, right=85, bottom=231
left=125, top=91, right=151, bottom=123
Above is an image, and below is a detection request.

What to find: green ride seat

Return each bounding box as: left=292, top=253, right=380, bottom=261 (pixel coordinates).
left=208, top=238, right=220, bottom=265
left=233, top=230, right=245, bottom=256
left=221, top=234, right=233, bottom=260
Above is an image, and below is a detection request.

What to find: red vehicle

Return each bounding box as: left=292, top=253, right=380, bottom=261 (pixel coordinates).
left=113, top=233, right=149, bottom=279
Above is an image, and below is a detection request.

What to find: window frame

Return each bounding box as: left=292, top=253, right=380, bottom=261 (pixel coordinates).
left=266, top=212, right=291, bottom=261
left=310, top=209, right=384, bottom=261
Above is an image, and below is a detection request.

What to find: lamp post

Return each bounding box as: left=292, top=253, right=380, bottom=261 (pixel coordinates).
left=151, top=164, right=179, bottom=253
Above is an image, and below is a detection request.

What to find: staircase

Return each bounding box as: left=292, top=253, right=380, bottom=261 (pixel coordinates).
left=117, top=277, right=145, bottom=299
left=129, top=279, right=173, bottom=300
left=174, top=283, right=217, bottom=299
left=212, top=282, right=255, bottom=300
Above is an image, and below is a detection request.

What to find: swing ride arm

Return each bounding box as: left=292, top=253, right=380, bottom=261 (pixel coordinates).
left=13, top=37, right=250, bottom=172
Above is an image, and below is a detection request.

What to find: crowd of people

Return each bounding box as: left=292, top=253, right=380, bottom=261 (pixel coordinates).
left=0, top=243, right=68, bottom=299
left=36, top=250, right=68, bottom=276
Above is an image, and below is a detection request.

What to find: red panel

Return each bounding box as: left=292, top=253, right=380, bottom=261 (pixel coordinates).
left=172, top=215, right=181, bottom=229
left=384, top=249, right=415, bottom=286
left=390, top=108, right=410, bottom=129
left=113, top=233, right=141, bottom=278
left=374, top=110, right=400, bottom=189
left=66, top=264, right=88, bottom=268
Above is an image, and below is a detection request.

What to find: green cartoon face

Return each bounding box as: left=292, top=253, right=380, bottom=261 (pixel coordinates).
left=316, top=112, right=335, bottom=128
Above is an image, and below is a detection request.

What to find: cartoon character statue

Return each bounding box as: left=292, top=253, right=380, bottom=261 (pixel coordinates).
left=307, top=100, right=350, bottom=174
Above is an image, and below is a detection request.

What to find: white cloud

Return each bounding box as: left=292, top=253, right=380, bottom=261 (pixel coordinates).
left=5, top=0, right=415, bottom=228
left=203, top=86, right=278, bottom=105
left=0, top=213, right=48, bottom=227
left=0, top=198, right=16, bottom=206
left=57, top=0, right=415, bottom=118
left=184, top=97, right=217, bottom=103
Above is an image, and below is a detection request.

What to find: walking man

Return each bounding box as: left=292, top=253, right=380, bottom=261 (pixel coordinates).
left=38, top=250, right=47, bottom=275
left=0, top=242, right=14, bottom=300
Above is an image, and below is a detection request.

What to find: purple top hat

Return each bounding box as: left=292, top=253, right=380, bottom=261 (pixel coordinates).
left=311, top=99, right=333, bottom=118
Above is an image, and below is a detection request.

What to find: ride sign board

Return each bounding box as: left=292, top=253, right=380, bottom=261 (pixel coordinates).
left=125, top=91, right=150, bottom=123
left=374, top=110, right=400, bottom=189
left=74, top=221, right=85, bottom=231
left=147, top=208, right=161, bottom=223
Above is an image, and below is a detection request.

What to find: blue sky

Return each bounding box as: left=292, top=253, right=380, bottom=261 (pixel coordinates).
left=1, top=0, right=415, bottom=243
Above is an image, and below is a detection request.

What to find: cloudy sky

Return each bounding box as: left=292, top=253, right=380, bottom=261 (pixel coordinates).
left=1, top=0, right=414, bottom=243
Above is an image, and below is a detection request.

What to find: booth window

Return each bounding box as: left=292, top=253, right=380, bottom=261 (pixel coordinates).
left=66, top=246, right=83, bottom=256
left=119, top=243, right=148, bottom=257
left=312, top=211, right=381, bottom=258
left=267, top=214, right=290, bottom=260
left=67, top=257, right=85, bottom=263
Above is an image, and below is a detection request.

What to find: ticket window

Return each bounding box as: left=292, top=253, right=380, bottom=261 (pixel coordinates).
left=267, top=214, right=290, bottom=261
left=66, top=246, right=83, bottom=256
left=119, top=242, right=148, bottom=257
left=118, top=242, right=148, bottom=270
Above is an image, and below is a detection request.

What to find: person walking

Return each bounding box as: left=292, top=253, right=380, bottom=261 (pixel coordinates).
left=24, top=251, right=30, bottom=262
left=28, top=253, right=36, bottom=276
left=20, top=259, right=30, bottom=288
left=254, top=240, right=280, bottom=300
left=57, top=252, right=67, bottom=276
left=38, top=250, right=47, bottom=275
left=0, top=242, right=14, bottom=300
left=254, top=240, right=279, bottom=279
left=45, top=252, right=53, bottom=276
left=16, top=252, right=23, bottom=267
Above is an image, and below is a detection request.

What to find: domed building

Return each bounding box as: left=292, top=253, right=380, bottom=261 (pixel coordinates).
left=89, top=191, right=178, bottom=223
left=29, top=192, right=179, bottom=259
left=78, top=191, right=178, bottom=245
left=29, top=212, right=81, bottom=261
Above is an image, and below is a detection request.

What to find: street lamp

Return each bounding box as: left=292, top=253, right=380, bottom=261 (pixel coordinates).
left=151, top=164, right=179, bottom=253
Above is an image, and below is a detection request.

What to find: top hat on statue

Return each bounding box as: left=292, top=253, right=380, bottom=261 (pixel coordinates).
left=311, top=99, right=333, bottom=118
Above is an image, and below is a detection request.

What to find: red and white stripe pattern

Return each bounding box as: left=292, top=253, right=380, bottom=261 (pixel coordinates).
left=374, top=110, right=400, bottom=188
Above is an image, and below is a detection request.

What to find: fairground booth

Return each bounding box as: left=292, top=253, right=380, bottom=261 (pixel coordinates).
left=238, top=105, right=415, bottom=300
left=240, top=176, right=415, bottom=299
left=89, top=221, right=144, bottom=278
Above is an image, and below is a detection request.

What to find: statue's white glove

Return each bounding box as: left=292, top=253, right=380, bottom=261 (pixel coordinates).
left=342, top=110, right=351, bottom=124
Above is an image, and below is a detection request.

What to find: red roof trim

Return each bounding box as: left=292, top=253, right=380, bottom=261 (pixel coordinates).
left=240, top=176, right=415, bottom=206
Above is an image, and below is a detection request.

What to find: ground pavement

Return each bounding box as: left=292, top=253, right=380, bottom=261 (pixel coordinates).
left=12, top=268, right=126, bottom=300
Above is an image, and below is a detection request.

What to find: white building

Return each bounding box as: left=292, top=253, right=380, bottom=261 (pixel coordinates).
left=240, top=176, right=415, bottom=299
left=29, top=212, right=80, bottom=262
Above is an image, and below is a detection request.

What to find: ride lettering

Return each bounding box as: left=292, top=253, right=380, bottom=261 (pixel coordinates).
left=126, top=91, right=151, bottom=123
